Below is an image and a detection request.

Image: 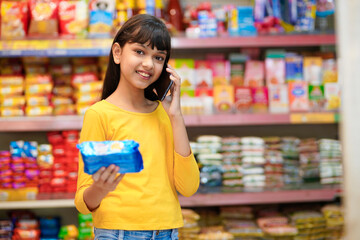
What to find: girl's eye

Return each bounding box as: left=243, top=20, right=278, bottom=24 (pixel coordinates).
left=155, top=56, right=165, bottom=61
left=135, top=50, right=144, bottom=55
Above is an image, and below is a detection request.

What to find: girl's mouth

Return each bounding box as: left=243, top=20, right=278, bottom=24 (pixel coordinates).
left=136, top=71, right=151, bottom=78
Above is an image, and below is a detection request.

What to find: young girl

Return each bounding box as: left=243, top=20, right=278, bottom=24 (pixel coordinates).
left=75, top=14, right=200, bottom=240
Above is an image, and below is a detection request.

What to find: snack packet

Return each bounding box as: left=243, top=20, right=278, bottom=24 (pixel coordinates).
left=77, top=140, right=143, bottom=174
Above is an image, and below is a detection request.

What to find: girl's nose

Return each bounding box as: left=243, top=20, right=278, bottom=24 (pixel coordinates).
left=142, top=56, right=153, bottom=70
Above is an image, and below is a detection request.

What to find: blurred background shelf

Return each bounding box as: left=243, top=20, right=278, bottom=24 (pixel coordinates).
left=0, top=185, right=341, bottom=209
left=0, top=112, right=339, bottom=131
left=0, top=34, right=336, bottom=57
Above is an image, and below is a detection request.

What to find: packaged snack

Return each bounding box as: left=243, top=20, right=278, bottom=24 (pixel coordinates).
left=0, top=75, right=24, bottom=85
left=88, top=0, right=115, bottom=38
left=25, top=83, right=53, bottom=96
left=288, top=81, right=309, bottom=112
left=0, top=85, right=24, bottom=97
left=244, top=61, right=265, bottom=87
left=1, top=107, right=24, bottom=117
left=229, top=53, right=247, bottom=87
left=77, top=140, right=143, bottom=174
left=25, top=74, right=52, bottom=84
left=1, top=96, right=26, bottom=107
left=303, top=57, right=323, bottom=85
left=309, top=84, right=325, bottom=111
left=268, top=84, right=289, bottom=113
left=194, top=60, right=213, bottom=88
left=214, top=85, right=234, bottom=113
left=25, top=106, right=53, bottom=116
left=175, top=59, right=196, bottom=88
left=0, top=0, right=28, bottom=39
left=234, top=87, right=252, bottom=113
left=209, top=60, right=230, bottom=86
left=26, top=95, right=50, bottom=106
left=322, top=59, right=337, bottom=83
left=286, top=54, right=303, bottom=82
left=324, top=83, right=340, bottom=111
left=265, top=50, right=286, bottom=85
left=28, top=0, right=59, bottom=37
left=59, top=0, right=88, bottom=37
left=251, top=87, right=268, bottom=113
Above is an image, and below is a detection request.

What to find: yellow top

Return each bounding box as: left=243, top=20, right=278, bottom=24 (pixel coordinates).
left=75, top=100, right=200, bottom=230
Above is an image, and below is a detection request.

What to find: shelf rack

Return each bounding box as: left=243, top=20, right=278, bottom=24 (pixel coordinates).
left=0, top=112, right=339, bottom=131
left=0, top=186, right=341, bottom=209
left=0, top=34, right=335, bottom=57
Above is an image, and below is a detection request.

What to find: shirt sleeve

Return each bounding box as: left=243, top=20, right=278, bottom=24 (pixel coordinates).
left=74, top=109, right=107, bottom=214
left=173, top=151, right=200, bottom=197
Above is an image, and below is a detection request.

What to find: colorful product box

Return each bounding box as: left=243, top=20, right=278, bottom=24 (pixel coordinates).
left=175, top=59, right=196, bottom=88
left=288, top=81, right=309, bottom=112
left=265, top=57, right=286, bottom=85
left=303, top=57, right=323, bottom=85
left=195, top=60, right=213, bottom=88
left=214, top=85, right=234, bottom=113
left=324, top=83, right=340, bottom=111
left=268, top=84, right=289, bottom=113
left=209, top=60, right=230, bottom=86
left=251, top=87, right=268, bottom=113
left=229, top=53, right=247, bottom=87
left=286, top=55, right=303, bottom=82
left=234, top=87, right=252, bottom=113
left=244, top=61, right=265, bottom=87
left=195, top=87, right=214, bottom=115
left=309, top=84, right=325, bottom=111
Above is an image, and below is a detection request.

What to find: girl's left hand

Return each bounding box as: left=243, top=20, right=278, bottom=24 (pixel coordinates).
left=162, top=64, right=182, bottom=118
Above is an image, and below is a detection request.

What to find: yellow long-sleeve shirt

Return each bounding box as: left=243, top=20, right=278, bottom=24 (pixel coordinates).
left=75, top=100, right=200, bottom=230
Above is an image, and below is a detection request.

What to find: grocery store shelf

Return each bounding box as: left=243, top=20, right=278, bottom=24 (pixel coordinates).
left=0, top=34, right=335, bottom=57
left=179, top=187, right=342, bottom=207
left=171, top=34, right=336, bottom=48
left=0, top=115, right=84, bottom=131
left=0, top=112, right=338, bottom=131
left=0, top=186, right=341, bottom=209
left=0, top=199, right=75, bottom=209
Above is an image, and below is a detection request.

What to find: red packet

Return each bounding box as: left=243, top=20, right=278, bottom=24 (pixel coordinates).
left=234, top=87, right=252, bottom=113
left=0, top=0, right=28, bottom=39
left=251, top=87, right=268, bottom=113
left=244, top=61, right=265, bottom=87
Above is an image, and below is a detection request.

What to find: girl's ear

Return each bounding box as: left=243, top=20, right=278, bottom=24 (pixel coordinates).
left=112, top=43, right=122, bottom=64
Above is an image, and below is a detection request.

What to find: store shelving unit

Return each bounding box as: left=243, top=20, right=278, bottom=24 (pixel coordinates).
left=0, top=112, right=339, bottom=131
left=0, top=34, right=335, bottom=57
left=0, top=34, right=339, bottom=213
left=0, top=186, right=341, bottom=209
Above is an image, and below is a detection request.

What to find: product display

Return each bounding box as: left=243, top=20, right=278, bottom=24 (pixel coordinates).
left=0, top=0, right=346, bottom=239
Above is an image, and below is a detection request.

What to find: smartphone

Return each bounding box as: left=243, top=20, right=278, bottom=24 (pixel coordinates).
left=153, top=73, right=173, bottom=101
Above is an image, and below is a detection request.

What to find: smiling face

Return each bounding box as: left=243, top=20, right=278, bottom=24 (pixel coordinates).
left=114, top=42, right=167, bottom=92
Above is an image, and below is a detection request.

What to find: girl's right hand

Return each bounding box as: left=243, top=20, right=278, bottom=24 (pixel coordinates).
left=92, top=164, right=125, bottom=194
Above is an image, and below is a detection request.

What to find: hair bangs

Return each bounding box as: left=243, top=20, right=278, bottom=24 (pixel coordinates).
left=128, top=23, right=171, bottom=54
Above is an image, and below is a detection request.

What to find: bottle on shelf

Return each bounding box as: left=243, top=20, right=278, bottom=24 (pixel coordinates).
left=166, top=0, right=184, bottom=31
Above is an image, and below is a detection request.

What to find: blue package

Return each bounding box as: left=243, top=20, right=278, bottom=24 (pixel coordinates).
left=237, top=6, right=257, bottom=36
left=77, top=140, right=143, bottom=175
left=286, top=55, right=303, bottom=81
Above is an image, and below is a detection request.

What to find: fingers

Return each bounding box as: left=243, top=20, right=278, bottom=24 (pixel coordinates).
left=93, top=164, right=119, bottom=184
left=166, top=64, right=181, bottom=86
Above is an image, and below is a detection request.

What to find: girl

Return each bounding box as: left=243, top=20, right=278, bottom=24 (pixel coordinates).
left=75, top=14, right=200, bottom=240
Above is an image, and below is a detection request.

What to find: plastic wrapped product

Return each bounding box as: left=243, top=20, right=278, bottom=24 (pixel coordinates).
left=77, top=140, right=143, bottom=175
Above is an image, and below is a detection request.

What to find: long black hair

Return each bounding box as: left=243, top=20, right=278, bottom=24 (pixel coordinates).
left=101, top=14, right=172, bottom=100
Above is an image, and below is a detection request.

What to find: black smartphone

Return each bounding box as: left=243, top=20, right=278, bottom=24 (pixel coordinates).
left=153, top=72, right=173, bottom=101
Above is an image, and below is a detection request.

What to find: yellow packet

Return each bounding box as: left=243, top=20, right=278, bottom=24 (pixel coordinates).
left=53, top=104, right=76, bottom=115
left=25, top=83, right=53, bottom=95
left=52, top=96, right=74, bottom=106
left=75, top=92, right=100, bottom=104
left=73, top=81, right=102, bottom=93
left=53, top=86, right=73, bottom=97
left=25, top=106, right=53, bottom=116
left=0, top=85, right=24, bottom=96
left=1, top=107, right=24, bottom=117
left=0, top=75, right=24, bottom=85
left=1, top=96, right=26, bottom=107
left=26, top=95, right=50, bottom=106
